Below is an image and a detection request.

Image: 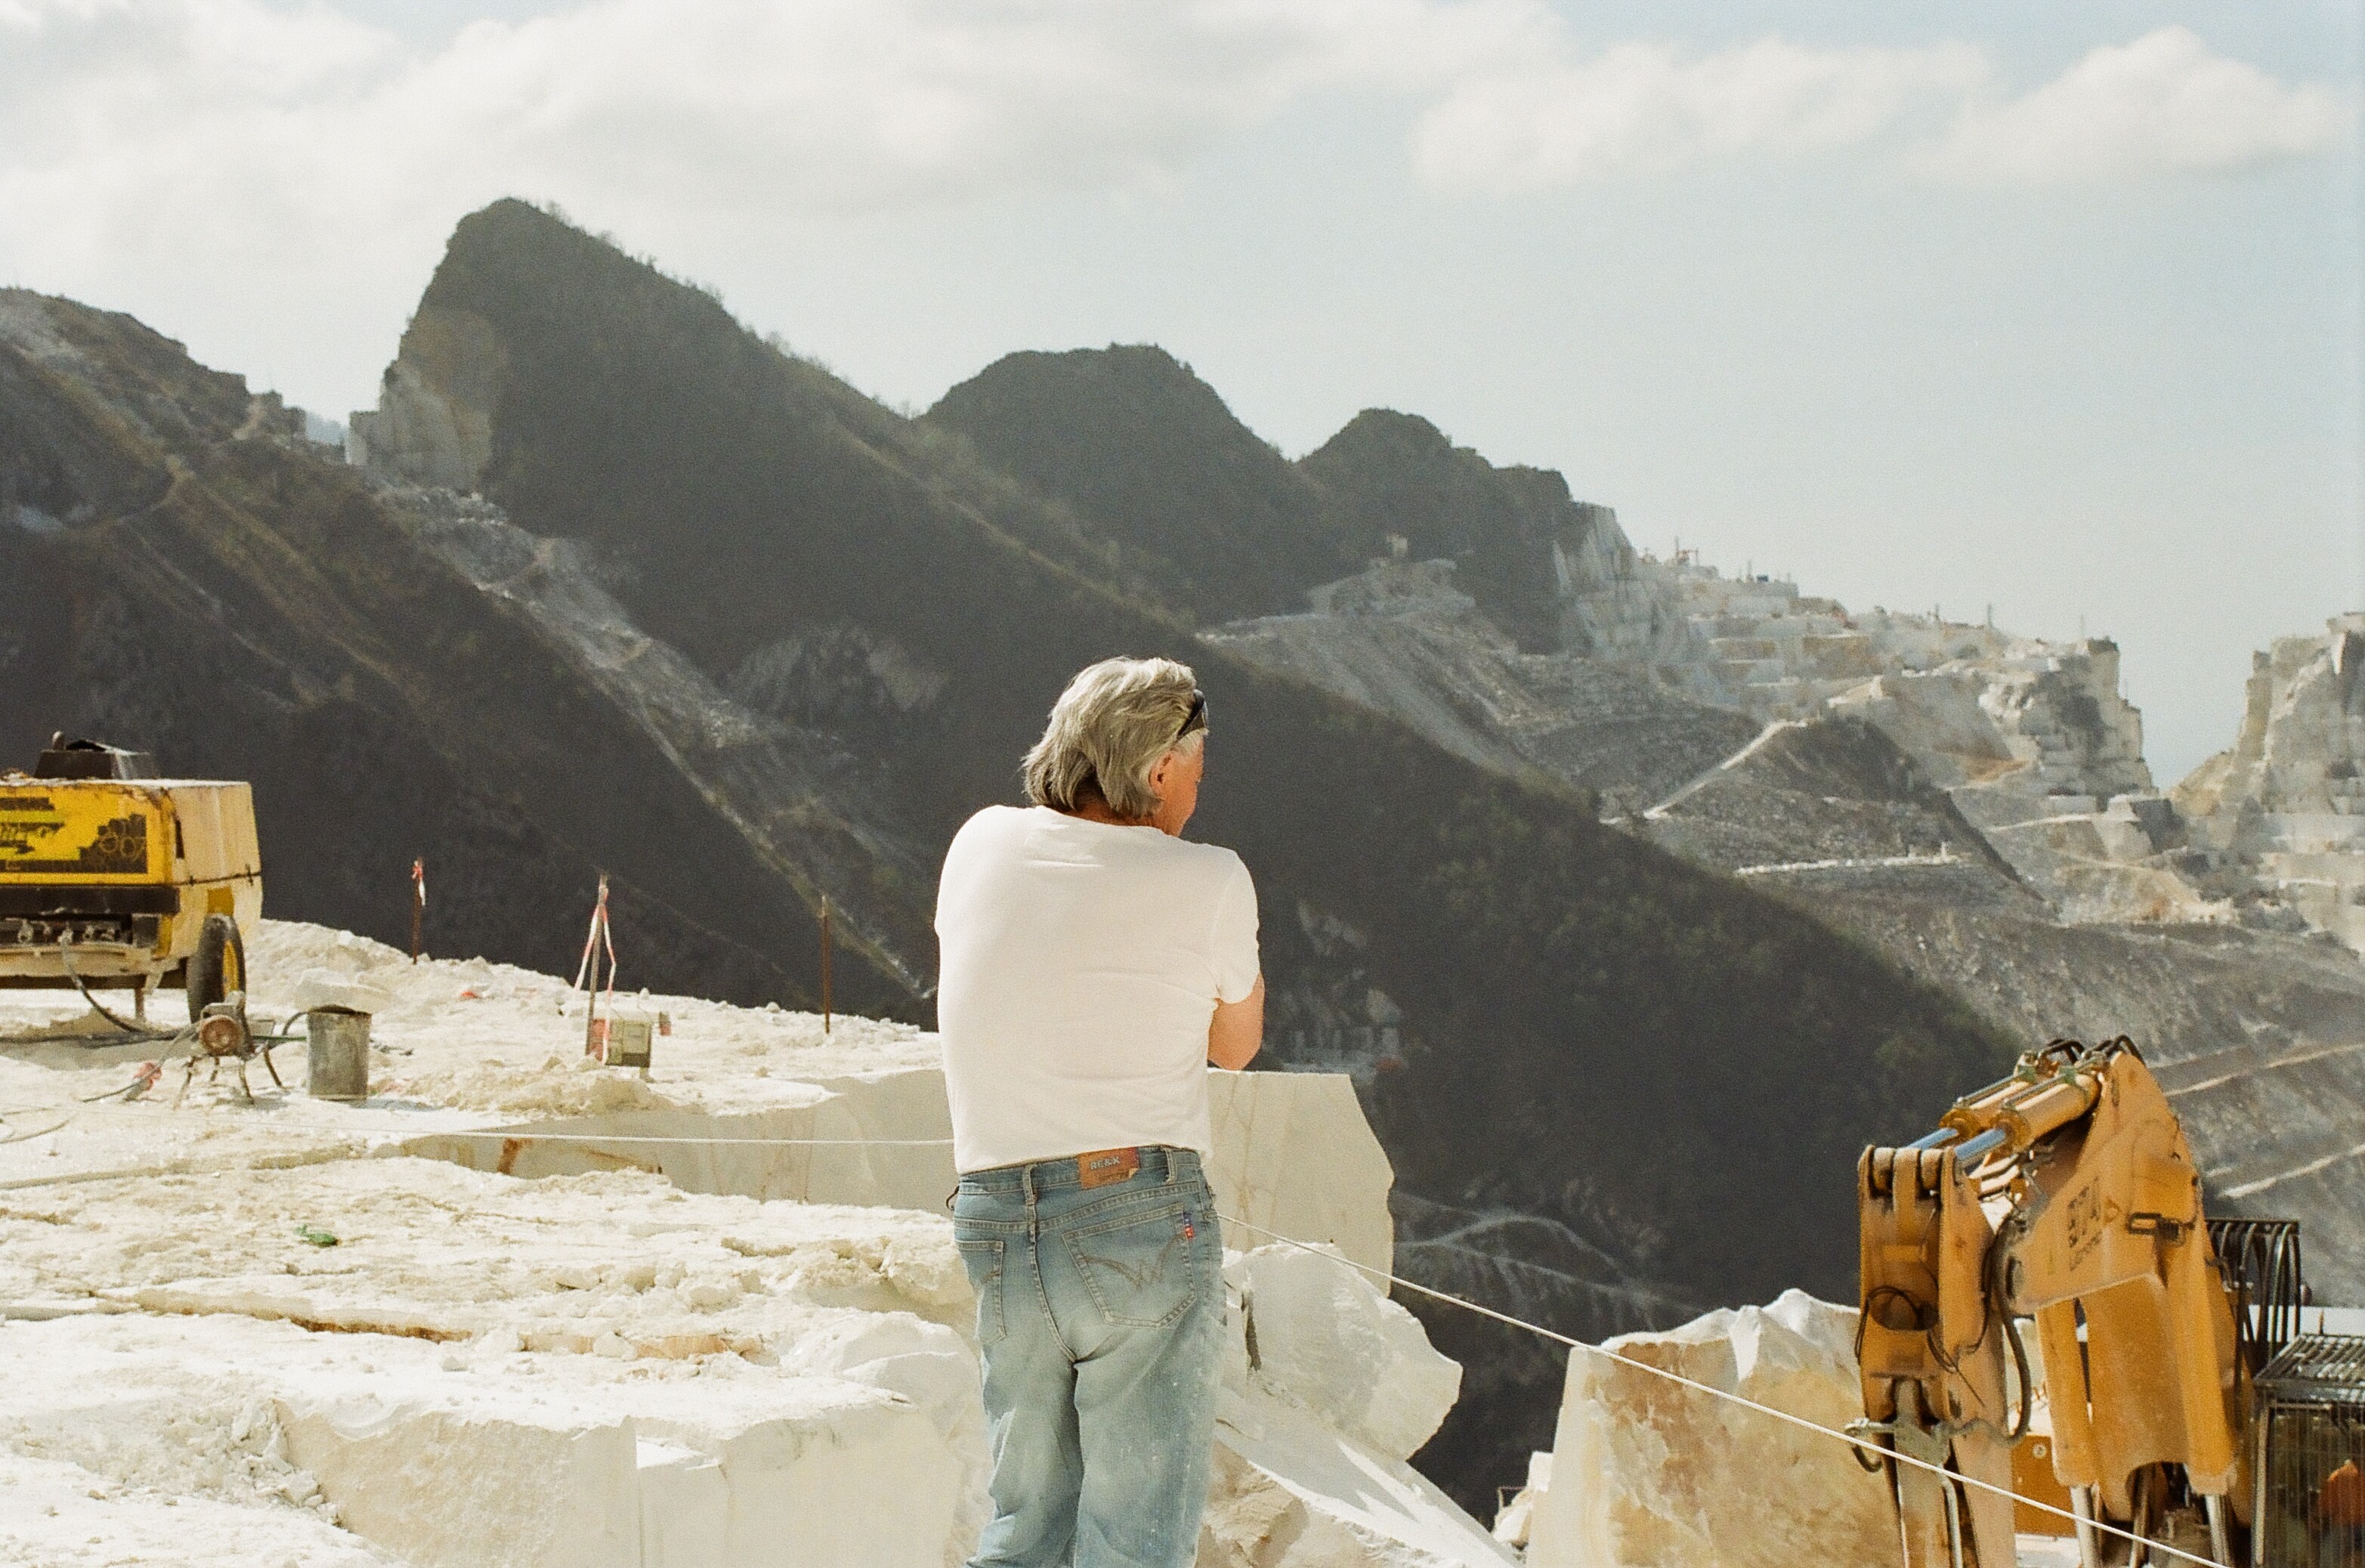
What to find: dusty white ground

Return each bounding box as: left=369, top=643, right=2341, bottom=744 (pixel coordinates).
left=0, top=921, right=933, bottom=1189
left=0, top=921, right=1498, bottom=1567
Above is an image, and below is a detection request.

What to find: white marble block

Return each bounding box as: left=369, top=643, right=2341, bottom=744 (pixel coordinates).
left=1207, top=1071, right=1396, bottom=1282
left=1525, top=1289, right=1895, bottom=1568
left=1231, top=1243, right=1461, bottom=1461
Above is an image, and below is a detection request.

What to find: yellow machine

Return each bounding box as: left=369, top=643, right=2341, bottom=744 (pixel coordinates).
left=0, top=735, right=262, bottom=1018
left=1856, top=1035, right=2364, bottom=1567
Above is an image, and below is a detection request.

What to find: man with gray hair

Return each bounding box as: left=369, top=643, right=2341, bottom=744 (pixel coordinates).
left=937, top=655, right=1263, bottom=1568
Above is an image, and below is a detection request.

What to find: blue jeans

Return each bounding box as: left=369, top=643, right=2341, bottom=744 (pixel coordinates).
left=953, top=1146, right=1225, bottom=1568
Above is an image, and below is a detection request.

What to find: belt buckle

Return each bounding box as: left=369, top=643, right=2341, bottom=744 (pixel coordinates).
left=1076, top=1146, right=1140, bottom=1189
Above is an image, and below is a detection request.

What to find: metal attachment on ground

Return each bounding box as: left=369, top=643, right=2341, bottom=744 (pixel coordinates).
left=819, top=895, right=833, bottom=1035
left=410, top=858, right=425, bottom=963
left=175, top=993, right=284, bottom=1106
left=78, top=1061, right=162, bottom=1103
left=571, top=875, right=619, bottom=1060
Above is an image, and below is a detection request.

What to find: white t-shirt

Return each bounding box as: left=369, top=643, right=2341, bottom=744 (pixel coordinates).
left=935, top=805, right=1261, bottom=1173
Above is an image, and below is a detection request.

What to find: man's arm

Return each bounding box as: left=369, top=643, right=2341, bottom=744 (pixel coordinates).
left=1208, top=976, right=1264, bottom=1071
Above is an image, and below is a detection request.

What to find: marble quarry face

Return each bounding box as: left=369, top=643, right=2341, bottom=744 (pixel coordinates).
left=0, top=920, right=1479, bottom=1568
left=2177, top=615, right=2365, bottom=951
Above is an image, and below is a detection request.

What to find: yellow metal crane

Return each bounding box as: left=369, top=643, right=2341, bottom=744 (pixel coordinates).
left=1856, top=1035, right=2361, bottom=1568
left=0, top=734, right=261, bottom=1021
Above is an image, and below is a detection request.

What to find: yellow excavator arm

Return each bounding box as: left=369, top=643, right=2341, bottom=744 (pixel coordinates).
left=1856, top=1038, right=2250, bottom=1566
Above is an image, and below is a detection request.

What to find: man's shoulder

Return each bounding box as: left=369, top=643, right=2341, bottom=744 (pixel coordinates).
left=949, top=804, right=1031, bottom=848
left=941, top=806, right=1032, bottom=886
left=1156, top=834, right=1249, bottom=883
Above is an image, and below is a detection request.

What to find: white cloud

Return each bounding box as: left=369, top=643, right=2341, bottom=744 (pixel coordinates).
left=0, top=0, right=2345, bottom=422
left=0, top=2, right=2342, bottom=277
left=1407, top=26, right=2348, bottom=193
left=1410, top=36, right=1985, bottom=190
left=1915, top=27, right=2351, bottom=185
left=0, top=0, right=1550, bottom=242
left=0, top=0, right=1550, bottom=410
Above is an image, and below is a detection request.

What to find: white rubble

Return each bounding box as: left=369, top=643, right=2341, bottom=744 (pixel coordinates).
left=0, top=1446, right=400, bottom=1568
left=1524, top=1288, right=1896, bottom=1568
left=0, top=1158, right=975, bottom=1350
left=283, top=966, right=400, bottom=1016
left=1227, top=1244, right=1459, bottom=1461
left=1203, top=1392, right=1514, bottom=1568
left=1195, top=1244, right=1499, bottom=1567
left=0, top=1311, right=964, bottom=1568
left=1490, top=1452, right=1549, bottom=1549
left=0, top=1155, right=987, bottom=1564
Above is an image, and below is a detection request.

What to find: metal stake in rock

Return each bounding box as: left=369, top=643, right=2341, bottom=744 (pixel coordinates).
left=410, top=858, right=425, bottom=963
left=572, top=875, right=617, bottom=1059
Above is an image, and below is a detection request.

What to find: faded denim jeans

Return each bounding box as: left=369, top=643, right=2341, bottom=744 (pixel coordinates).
left=953, top=1146, right=1225, bottom=1568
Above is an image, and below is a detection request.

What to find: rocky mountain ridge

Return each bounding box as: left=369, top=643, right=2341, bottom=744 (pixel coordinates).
left=0, top=289, right=907, bottom=1014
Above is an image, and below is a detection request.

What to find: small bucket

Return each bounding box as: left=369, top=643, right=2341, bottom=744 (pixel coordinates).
left=305, top=1007, right=371, bottom=1102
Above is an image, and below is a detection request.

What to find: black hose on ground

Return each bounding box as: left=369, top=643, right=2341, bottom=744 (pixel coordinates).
left=50, top=936, right=184, bottom=1045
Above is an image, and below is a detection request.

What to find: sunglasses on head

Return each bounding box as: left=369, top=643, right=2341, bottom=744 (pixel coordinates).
left=1176, top=690, right=1207, bottom=741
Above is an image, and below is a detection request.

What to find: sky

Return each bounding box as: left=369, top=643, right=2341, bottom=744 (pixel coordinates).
left=2, top=1, right=2359, bottom=780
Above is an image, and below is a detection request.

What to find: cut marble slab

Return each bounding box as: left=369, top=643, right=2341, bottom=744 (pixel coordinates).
left=1207, top=1070, right=1394, bottom=1282
left=0, top=1310, right=967, bottom=1568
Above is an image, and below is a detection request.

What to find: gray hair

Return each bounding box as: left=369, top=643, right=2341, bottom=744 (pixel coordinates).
left=1022, top=657, right=1204, bottom=819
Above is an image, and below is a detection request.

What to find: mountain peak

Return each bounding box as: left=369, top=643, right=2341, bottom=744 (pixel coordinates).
left=1312, top=407, right=1457, bottom=461
left=927, top=342, right=1349, bottom=623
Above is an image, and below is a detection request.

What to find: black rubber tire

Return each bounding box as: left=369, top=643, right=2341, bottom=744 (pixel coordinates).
left=186, top=914, right=245, bottom=1017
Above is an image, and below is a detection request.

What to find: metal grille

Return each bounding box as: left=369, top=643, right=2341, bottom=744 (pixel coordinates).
left=2265, top=1338, right=2365, bottom=1398
left=2255, top=1338, right=2365, bottom=1568
left=2212, top=1217, right=2306, bottom=1375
